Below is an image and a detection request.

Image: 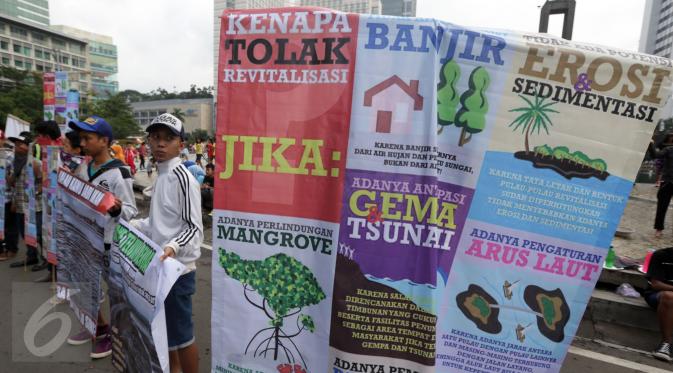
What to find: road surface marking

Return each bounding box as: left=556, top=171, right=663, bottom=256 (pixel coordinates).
left=568, top=345, right=671, bottom=373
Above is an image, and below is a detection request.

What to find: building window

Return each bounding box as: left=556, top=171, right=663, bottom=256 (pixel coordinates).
left=36, top=64, right=43, bottom=71
left=31, top=32, right=46, bottom=43
left=14, top=59, right=23, bottom=68
left=13, top=44, right=21, bottom=53
left=0, top=41, right=7, bottom=50
left=10, top=26, right=27, bottom=39
left=60, top=55, right=69, bottom=64
left=52, top=38, right=66, bottom=48
left=35, top=49, right=42, bottom=58
left=1, top=57, right=8, bottom=65
left=43, top=51, right=50, bottom=60
left=24, top=61, right=31, bottom=70
left=22, top=46, right=31, bottom=57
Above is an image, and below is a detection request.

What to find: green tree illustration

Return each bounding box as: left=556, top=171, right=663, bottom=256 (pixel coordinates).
left=437, top=59, right=461, bottom=134
left=219, top=249, right=325, bottom=369
left=508, top=94, right=559, bottom=154
left=455, top=67, right=491, bottom=146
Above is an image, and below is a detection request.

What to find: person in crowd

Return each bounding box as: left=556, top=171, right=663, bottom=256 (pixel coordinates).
left=138, top=141, right=147, bottom=170
left=649, top=133, right=673, bottom=238
left=125, top=143, right=137, bottom=175
left=180, top=145, right=189, bottom=161
left=147, top=156, right=156, bottom=178
left=201, top=163, right=214, bottom=214
left=5, top=132, right=43, bottom=272
left=62, top=130, right=86, bottom=171
left=183, top=159, right=205, bottom=184
left=194, top=139, right=204, bottom=166
left=131, top=113, right=202, bottom=373
left=0, top=142, right=17, bottom=262
left=110, top=142, right=125, bottom=164
left=65, top=116, right=137, bottom=359
left=32, top=120, right=64, bottom=277
left=206, top=139, right=214, bottom=163
left=644, top=246, right=673, bottom=361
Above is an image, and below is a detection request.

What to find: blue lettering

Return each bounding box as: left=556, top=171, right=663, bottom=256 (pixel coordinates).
left=364, top=22, right=507, bottom=67
left=365, top=22, right=389, bottom=49
left=440, top=28, right=463, bottom=64
left=458, top=30, right=481, bottom=60
left=476, top=34, right=506, bottom=65
left=418, top=25, right=444, bottom=53
left=390, top=24, right=418, bottom=52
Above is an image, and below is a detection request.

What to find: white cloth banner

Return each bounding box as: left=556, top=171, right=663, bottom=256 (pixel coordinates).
left=109, top=219, right=185, bottom=373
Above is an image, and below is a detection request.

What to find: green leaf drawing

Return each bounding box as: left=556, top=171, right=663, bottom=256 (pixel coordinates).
left=455, top=67, right=490, bottom=146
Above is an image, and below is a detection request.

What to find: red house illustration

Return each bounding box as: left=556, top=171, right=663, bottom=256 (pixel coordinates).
left=363, top=75, right=424, bottom=134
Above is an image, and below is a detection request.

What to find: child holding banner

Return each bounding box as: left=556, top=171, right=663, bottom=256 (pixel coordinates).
left=65, top=116, right=138, bottom=359
left=131, top=113, right=203, bottom=373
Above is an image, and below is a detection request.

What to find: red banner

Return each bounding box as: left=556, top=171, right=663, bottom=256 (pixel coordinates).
left=215, top=8, right=358, bottom=223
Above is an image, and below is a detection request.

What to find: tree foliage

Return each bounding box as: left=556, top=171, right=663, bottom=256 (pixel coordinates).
left=89, top=93, right=141, bottom=139
left=171, top=108, right=186, bottom=122
left=185, top=129, right=210, bottom=144
left=509, top=94, right=559, bottom=154
left=218, top=248, right=325, bottom=368
left=119, top=84, right=214, bottom=103
left=437, top=59, right=460, bottom=133
left=455, top=67, right=490, bottom=146
left=219, top=249, right=325, bottom=318
left=0, top=66, right=44, bottom=129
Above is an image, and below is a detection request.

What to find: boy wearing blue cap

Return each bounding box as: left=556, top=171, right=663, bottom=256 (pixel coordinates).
left=131, top=113, right=202, bottom=373
left=65, top=116, right=138, bottom=359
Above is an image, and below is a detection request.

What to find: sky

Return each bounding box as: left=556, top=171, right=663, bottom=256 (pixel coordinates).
left=50, top=0, right=646, bottom=94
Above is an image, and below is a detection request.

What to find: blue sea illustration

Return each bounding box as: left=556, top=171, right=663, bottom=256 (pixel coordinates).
left=365, top=271, right=447, bottom=314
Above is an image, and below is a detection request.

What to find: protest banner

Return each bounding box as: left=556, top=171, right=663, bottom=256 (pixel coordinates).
left=109, top=220, right=185, bottom=373
left=0, top=153, right=6, bottom=240
left=54, top=71, right=68, bottom=125
left=56, top=168, right=115, bottom=335
left=24, top=149, right=38, bottom=248
left=43, top=72, right=55, bottom=121
left=64, top=89, right=79, bottom=134
left=212, top=8, right=673, bottom=373
left=5, top=115, right=30, bottom=141
left=43, top=146, right=61, bottom=264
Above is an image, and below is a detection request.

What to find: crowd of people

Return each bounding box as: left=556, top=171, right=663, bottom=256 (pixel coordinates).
left=0, top=114, right=203, bottom=372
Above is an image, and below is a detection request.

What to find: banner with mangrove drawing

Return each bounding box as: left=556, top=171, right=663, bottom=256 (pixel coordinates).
left=212, top=7, right=673, bottom=373
left=109, top=220, right=184, bottom=373
left=56, top=168, right=115, bottom=336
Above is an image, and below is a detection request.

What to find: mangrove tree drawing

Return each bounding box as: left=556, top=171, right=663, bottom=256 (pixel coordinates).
left=218, top=249, right=325, bottom=371
left=508, top=94, right=609, bottom=180
left=437, top=61, right=491, bottom=146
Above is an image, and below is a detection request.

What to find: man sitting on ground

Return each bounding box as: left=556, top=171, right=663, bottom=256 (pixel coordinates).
left=644, top=246, right=673, bottom=361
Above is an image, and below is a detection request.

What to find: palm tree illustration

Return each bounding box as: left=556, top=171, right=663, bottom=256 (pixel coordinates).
left=508, top=94, right=559, bottom=154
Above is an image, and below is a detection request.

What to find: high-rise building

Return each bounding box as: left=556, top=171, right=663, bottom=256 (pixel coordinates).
left=640, top=0, right=673, bottom=58
left=381, top=0, right=416, bottom=17
left=0, top=0, right=49, bottom=27
left=298, top=0, right=381, bottom=14
left=51, top=25, right=118, bottom=98
left=0, top=14, right=90, bottom=92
